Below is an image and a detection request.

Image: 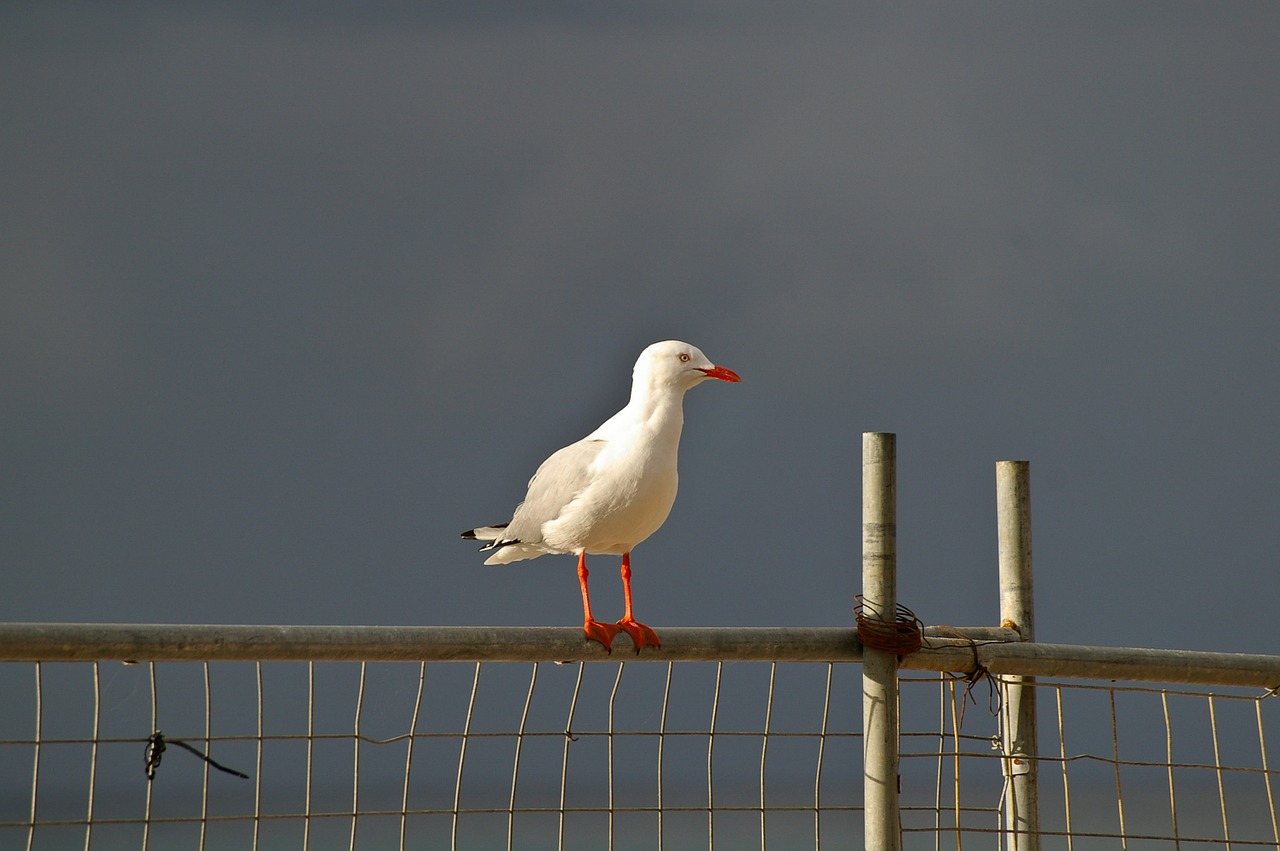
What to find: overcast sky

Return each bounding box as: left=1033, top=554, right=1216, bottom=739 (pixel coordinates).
left=3, top=3, right=1278, bottom=656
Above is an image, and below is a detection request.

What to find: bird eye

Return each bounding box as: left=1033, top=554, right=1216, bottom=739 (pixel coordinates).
left=678, top=353, right=691, bottom=363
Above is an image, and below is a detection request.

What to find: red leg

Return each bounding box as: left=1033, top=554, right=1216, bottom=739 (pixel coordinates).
left=615, top=552, right=661, bottom=651
left=577, top=552, right=619, bottom=651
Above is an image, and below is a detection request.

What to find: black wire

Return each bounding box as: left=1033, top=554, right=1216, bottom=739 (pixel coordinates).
left=145, top=731, right=250, bottom=781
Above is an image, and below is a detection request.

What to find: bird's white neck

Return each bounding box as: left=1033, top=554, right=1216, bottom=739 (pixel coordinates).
left=589, top=384, right=687, bottom=443
left=629, top=370, right=692, bottom=425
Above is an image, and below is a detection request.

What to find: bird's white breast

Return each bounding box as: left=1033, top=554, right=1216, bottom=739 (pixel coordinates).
left=541, top=423, right=680, bottom=555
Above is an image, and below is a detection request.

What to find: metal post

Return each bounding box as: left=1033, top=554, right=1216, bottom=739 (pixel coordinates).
left=997, top=461, right=1040, bottom=850
left=862, top=432, right=900, bottom=851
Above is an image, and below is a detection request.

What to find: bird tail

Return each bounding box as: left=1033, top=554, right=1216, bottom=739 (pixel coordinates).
left=460, top=524, right=548, bottom=565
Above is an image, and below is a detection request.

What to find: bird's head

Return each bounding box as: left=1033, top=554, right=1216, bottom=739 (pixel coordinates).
left=634, top=340, right=742, bottom=392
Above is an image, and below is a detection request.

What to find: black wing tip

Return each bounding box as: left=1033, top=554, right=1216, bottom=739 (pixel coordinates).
left=460, top=523, right=510, bottom=542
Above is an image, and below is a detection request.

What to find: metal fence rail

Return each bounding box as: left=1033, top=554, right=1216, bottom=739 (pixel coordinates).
left=5, top=622, right=1279, bottom=687
left=0, top=624, right=866, bottom=663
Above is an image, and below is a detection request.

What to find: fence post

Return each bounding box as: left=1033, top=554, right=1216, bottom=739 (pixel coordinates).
left=862, top=432, right=900, bottom=851
left=997, top=460, right=1040, bottom=850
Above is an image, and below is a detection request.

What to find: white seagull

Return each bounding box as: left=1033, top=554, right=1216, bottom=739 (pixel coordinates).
left=462, top=340, right=741, bottom=651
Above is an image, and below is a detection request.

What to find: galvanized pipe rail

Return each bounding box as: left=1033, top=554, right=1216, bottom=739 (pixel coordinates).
left=997, top=460, right=1040, bottom=851
left=861, top=431, right=900, bottom=851
left=904, top=636, right=1280, bottom=688
left=0, top=623, right=864, bottom=663
left=2, top=623, right=1279, bottom=688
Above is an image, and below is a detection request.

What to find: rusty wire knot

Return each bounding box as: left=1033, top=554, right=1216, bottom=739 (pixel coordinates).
left=854, top=596, right=924, bottom=655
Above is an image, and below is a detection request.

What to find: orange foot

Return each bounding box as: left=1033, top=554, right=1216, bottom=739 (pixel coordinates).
left=583, top=619, right=621, bottom=651
left=615, top=618, right=661, bottom=652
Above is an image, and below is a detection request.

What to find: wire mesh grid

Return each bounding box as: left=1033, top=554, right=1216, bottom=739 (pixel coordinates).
left=5, top=657, right=1280, bottom=849
left=899, top=673, right=1280, bottom=849
left=0, top=658, right=867, bottom=850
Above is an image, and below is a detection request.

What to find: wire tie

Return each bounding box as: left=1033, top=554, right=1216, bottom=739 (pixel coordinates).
left=145, top=731, right=250, bottom=781
left=853, top=596, right=924, bottom=656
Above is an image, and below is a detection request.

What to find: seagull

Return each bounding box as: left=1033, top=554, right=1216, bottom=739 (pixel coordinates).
left=461, top=340, right=741, bottom=652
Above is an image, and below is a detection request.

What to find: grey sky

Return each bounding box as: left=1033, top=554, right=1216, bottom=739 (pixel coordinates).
left=3, top=3, right=1278, bottom=655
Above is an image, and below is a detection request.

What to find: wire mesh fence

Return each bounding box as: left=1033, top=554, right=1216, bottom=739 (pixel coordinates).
left=1, top=655, right=867, bottom=850
left=898, top=673, right=1280, bottom=849
left=3, top=633, right=1279, bottom=850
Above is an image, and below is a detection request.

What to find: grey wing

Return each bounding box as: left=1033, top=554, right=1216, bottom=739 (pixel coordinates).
left=501, top=439, right=606, bottom=545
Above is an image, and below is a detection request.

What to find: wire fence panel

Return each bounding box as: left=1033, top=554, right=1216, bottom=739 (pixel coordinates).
left=0, top=657, right=867, bottom=850
left=3, top=627, right=1280, bottom=850
left=897, top=673, right=1280, bottom=850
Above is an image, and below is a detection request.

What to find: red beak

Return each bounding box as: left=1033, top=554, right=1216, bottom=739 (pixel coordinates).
left=698, top=365, right=742, bottom=383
